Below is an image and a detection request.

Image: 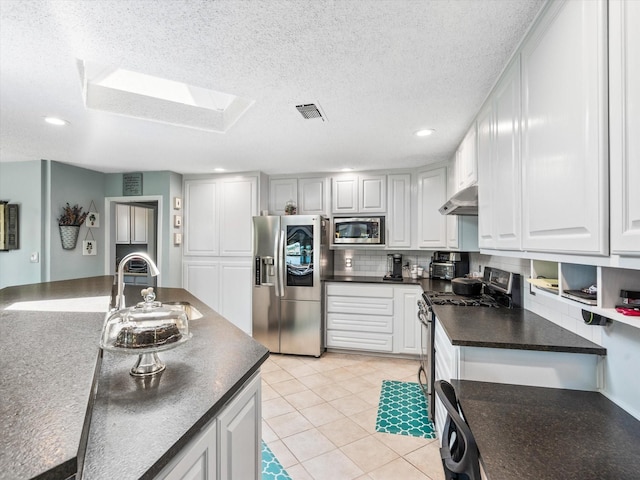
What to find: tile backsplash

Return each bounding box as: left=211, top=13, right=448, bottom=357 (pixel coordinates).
left=333, top=249, right=434, bottom=277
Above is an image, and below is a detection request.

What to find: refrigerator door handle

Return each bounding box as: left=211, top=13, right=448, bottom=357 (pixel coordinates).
left=277, top=229, right=286, bottom=298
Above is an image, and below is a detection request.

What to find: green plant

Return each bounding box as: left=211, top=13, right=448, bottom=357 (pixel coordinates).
left=58, top=203, right=88, bottom=226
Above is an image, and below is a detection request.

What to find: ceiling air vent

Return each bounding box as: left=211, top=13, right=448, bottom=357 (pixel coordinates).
left=296, top=103, right=325, bottom=121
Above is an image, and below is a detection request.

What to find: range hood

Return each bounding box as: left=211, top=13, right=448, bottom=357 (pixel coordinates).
left=439, top=184, right=478, bottom=216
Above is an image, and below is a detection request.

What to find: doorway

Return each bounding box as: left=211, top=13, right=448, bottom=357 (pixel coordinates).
left=104, top=195, right=163, bottom=286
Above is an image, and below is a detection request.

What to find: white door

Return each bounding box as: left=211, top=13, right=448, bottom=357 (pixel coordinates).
left=493, top=56, right=522, bottom=251
left=184, top=180, right=218, bottom=256
left=387, top=173, right=411, bottom=248
left=417, top=167, right=447, bottom=249
left=359, top=174, right=386, bottom=212
left=219, top=177, right=257, bottom=256
left=521, top=0, right=608, bottom=255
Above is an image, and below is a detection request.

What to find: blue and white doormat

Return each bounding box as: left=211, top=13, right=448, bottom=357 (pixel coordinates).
left=375, top=380, right=436, bottom=439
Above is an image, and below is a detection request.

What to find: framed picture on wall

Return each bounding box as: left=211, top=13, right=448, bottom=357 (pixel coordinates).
left=83, top=240, right=97, bottom=256
left=85, top=212, right=99, bottom=228
left=174, top=215, right=182, bottom=228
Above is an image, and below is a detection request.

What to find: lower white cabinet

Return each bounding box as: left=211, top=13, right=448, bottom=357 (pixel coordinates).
left=183, top=260, right=252, bottom=334
left=325, top=283, right=421, bottom=355
left=326, top=284, right=394, bottom=352
left=393, top=286, right=422, bottom=355
left=156, top=372, right=261, bottom=480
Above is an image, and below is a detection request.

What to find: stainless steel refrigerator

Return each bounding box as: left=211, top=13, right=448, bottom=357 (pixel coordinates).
left=252, top=215, right=333, bottom=357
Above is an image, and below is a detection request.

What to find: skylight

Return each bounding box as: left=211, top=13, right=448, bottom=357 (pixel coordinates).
left=79, top=60, right=254, bottom=133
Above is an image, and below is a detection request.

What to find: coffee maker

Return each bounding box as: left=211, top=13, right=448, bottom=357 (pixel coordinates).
left=383, top=253, right=403, bottom=281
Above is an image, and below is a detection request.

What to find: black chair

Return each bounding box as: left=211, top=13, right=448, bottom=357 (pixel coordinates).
left=434, top=380, right=482, bottom=480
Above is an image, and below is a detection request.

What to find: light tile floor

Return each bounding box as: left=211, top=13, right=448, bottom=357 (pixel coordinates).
left=262, top=352, right=446, bottom=480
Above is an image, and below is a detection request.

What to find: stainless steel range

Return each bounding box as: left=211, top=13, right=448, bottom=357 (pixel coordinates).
left=417, top=267, right=522, bottom=421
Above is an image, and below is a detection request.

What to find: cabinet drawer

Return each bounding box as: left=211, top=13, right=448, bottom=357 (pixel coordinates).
left=327, top=313, right=393, bottom=333
left=326, top=284, right=394, bottom=298
left=326, top=330, right=393, bottom=352
left=327, top=296, right=393, bottom=316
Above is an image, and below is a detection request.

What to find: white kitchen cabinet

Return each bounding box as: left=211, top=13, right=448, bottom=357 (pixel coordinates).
left=218, top=372, right=261, bottom=480
left=156, top=419, right=217, bottom=480
left=331, top=174, right=386, bottom=214
left=455, top=124, right=477, bottom=192
left=298, top=177, right=328, bottom=214
left=521, top=0, right=608, bottom=255
left=155, top=372, right=261, bottom=480
left=325, top=283, right=394, bottom=353
left=184, top=176, right=257, bottom=257
left=416, top=167, right=447, bottom=249
left=219, top=177, right=257, bottom=256
left=393, top=286, right=421, bottom=355
left=184, top=180, right=218, bottom=256
left=182, top=260, right=252, bottom=334
left=359, top=174, right=386, bottom=212
left=332, top=176, right=358, bottom=214
left=610, top=0, right=640, bottom=255
left=478, top=56, right=522, bottom=251
left=269, top=176, right=328, bottom=215
left=115, top=204, right=148, bottom=245
left=268, top=178, right=297, bottom=215
left=387, top=173, right=411, bottom=248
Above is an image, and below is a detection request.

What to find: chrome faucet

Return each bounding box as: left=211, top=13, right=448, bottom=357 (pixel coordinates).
left=116, top=252, right=160, bottom=310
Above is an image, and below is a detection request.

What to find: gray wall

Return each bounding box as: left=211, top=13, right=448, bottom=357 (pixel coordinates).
left=105, top=171, right=183, bottom=287
left=0, top=161, right=46, bottom=288
left=49, top=162, right=106, bottom=281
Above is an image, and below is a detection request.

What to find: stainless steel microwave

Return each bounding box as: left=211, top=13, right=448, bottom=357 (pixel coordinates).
left=333, top=217, right=385, bottom=245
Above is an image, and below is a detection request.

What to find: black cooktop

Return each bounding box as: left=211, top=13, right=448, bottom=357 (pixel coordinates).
left=425, top=291, right=502, bottom=308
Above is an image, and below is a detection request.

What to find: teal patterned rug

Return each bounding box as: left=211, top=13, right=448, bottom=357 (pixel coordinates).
left=262, top=441, right=292, bottom=480
left=375, top=380, right=436, bottom=439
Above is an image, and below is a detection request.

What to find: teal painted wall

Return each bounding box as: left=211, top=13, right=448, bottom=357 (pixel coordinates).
left=0, top=161, right=45, bottom=288
left=49, top=162, right=106, bottom=281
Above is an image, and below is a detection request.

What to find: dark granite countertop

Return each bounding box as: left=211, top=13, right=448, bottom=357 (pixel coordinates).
left=0, top=277, right=269, bottom=480
left=452, top=380, right=640, bottom=480
left=433, top=304, right=606, bottom=355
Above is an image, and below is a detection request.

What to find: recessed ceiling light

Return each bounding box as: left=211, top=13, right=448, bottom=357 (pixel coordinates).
left=214, top=168, right=226, bottom=172
left=415, top=129, right=435, bottom=137
left=44, top=116, right=69, bottom=126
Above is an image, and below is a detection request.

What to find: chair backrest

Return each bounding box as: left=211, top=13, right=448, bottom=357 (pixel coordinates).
left=434, top=380, right=482, bottom=480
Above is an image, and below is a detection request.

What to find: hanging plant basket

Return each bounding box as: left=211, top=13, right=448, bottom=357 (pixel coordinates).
left=59, top=225, right=80, bottom=250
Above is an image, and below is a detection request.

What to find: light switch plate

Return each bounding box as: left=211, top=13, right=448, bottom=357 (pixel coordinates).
left=30, top=252, right=39, bottom=263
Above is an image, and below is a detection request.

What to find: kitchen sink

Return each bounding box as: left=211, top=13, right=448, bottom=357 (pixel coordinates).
left=162, top=301, right=204, bottom=320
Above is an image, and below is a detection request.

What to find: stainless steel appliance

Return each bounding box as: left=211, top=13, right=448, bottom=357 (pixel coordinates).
left=417, top=293, right=435, bottom=420
left=332, top=216, right=384, bottom=245
left=417, top=267, right=522, bottom=420
left=252, top=215, right=333, bottom=357
left=439, top=184, right=478, bottom=216
left=429, top=251, right=469, bottom=280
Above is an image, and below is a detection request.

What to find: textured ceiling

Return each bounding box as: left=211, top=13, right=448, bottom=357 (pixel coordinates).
left=0, top=0, right=545, bottom=175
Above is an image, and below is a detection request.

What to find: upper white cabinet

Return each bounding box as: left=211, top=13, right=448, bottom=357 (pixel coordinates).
left=387, top=173, right=411, bottom=248
left=184, top=177, right=257, bottom=257
left=477, top=56, right=522, bottom=251
left=219, top=178, right=257, bottom=256
left=268, top=178, right=297, bottom=215
left=269, top=176, right=328, bottom=215
left=115, top=204, right=148, bottom=245
left=332, top=174, right=386, bottom=214
left=610, top=0, right=640, bottom=255
left=455, top=124, right=477, bottom=192
left=359, top=174, right=386, bottom=212
left=298, top=177, right=328, bottom=214
left=416, top=167, right=447, bottom=249
left=521, top=0, right=608, bottom=255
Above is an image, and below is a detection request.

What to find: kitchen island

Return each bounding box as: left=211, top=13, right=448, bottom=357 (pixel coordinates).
left=0, top=276, right=269, bottom=480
